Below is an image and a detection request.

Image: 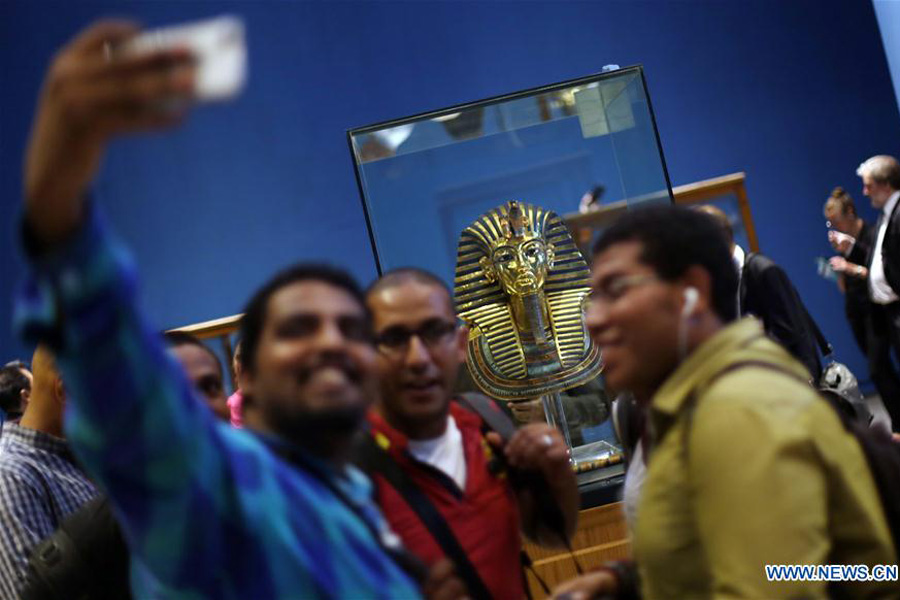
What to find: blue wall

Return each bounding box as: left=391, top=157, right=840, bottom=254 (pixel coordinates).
left=2, top=1, right=899, bottom=386
left=874, top=0, right=900, bottom=117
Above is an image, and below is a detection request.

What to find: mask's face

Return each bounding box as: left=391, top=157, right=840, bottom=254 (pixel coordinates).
left=485, top=238, right=554, bottom=296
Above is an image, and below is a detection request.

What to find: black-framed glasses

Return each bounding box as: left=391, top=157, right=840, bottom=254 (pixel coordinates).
left=375, top=319, right=457, bottom=355
left=589, top=274, right=660, bottom=306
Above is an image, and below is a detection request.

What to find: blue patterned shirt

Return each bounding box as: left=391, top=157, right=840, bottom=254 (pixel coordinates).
left=14, top=205, right=423, bottom=599
left=0, top=423, right=99, bottom=597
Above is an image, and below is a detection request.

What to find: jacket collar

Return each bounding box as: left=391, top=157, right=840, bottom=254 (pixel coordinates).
left=366, top=400, right=482, bottom=455
left=651, top=317, right=765, bottom=419
left=1, top=422, right=74, bottom=461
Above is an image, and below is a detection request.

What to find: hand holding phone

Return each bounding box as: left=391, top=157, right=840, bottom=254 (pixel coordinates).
left=122, top=15, right=247, bottom=102
left=817, top=256, right=838, bottom=281
left=828, top=230, right=854, bottom=254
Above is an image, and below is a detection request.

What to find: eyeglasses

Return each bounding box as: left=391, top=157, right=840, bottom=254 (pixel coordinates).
left=589, top=274, right=660, bottom=305
left=375, top=320, right=458, bottom=356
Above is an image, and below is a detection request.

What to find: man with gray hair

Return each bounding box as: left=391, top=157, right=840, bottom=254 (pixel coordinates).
left=856, top=154, right=900, bottom=430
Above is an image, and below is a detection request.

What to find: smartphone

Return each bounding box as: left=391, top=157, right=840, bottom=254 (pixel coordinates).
left=123, top=15, right=247, bottom=102
left=816, top=256, right=838, bottom=281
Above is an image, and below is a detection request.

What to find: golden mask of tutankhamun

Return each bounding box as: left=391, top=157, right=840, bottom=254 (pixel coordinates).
left=453, top=201, right=602, bottom=402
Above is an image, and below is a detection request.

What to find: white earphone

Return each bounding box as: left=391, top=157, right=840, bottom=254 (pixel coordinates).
left=682, top=287, right=699, bottom=317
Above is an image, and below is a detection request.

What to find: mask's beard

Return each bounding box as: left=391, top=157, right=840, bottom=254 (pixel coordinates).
left=522, top=292, right=548, bottom=344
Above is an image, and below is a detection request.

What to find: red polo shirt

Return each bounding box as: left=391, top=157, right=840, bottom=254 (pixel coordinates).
left=367, top=401, right=524, bottom=600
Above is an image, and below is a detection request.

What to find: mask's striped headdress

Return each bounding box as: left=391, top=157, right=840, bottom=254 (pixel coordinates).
left=454, top=201, right=590, bottom=315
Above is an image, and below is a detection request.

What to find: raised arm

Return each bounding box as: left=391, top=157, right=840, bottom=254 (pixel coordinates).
left=14, top=21, right=240, bottom=592
left=24, top=20, right=193, bottom=244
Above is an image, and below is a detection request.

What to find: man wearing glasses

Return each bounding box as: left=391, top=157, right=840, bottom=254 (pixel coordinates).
left=364, top=268, right=579, bottom=600
left=552, top=205, right=895, bottom=599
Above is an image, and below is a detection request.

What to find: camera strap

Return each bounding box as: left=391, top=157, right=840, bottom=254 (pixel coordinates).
left=265, top=436, right=428, bottom=586
left=357, top=434, right=493, bottom=600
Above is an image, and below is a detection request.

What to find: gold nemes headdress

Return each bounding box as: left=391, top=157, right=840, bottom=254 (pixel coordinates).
left=454, top=201, right=602, bottom=401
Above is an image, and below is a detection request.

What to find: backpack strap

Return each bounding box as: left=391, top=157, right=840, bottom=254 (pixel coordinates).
left=678, top=357, right=900, bottom=557
left=799, top=302, right=832, bottom=358
left=678, top=357, right=811, bottom=456
left=456, top=392, right=582, bottom=588
left=457, top=393, right=571, bottom=543
left=356, top=434, right=493, bottom=600
left=457, top=392, right=517, bottom=441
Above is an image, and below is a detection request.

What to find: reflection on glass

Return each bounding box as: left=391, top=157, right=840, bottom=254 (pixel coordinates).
left=349, top=67, right=671, bottom=288
left=702, top=193, right=751, bottom=251
left=349, top=66, right=671, bottom=496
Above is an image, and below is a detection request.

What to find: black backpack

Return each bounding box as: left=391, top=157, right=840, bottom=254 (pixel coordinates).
left=20, top=495, right=132, bottom=600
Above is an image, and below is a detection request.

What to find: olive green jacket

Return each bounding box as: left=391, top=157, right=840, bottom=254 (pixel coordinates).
left=634, top=318, right=897, bottom=599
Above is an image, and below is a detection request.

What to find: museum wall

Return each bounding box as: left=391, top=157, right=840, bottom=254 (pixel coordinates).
left=874, top=0, right=900, bottom=117
left=2, top=0, right=899, bottom=384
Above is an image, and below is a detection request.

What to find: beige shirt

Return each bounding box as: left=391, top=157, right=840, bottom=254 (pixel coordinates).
left=634, top=318, right=896, bottom=599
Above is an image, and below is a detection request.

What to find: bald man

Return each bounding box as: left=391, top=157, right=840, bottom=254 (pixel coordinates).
left=0, top=346, right=100, bottom=597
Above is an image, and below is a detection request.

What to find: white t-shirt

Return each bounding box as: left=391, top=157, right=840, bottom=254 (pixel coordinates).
left=623, top=442, right=647, bottom=533
left=407, top=415, right=468, bottom=491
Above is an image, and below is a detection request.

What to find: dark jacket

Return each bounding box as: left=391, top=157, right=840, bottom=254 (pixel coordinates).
left=740, top=252, right=822, bottom=381
left=867, top=198, right=900, bottom=295
left=21, top=496, right=132, bottom=600
left=846, top=221, right=874, bottom=315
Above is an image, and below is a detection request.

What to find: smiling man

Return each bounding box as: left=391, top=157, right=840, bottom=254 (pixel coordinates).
left=552, top=205, right=896, bottom=600
left=365, top=268, right=579, bottom=600
left=12, top=19, right=465, bottom=599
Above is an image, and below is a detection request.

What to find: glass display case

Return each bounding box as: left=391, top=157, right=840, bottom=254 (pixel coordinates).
left=565, top=171, right=758, bottom=256
left=348, top=66, right=673, bottom=504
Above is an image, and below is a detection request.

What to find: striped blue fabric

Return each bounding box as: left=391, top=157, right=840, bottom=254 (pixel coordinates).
left=13, top=205, right=423, bottom=599
left=0, top=424, right=99, bottom=598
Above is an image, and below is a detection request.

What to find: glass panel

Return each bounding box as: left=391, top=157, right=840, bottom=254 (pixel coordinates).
left=557, top=377, right=625, bottom=485
left=700, top=193, right=751, bottom=251
left=349, top=67, right=671, bottom=497
left=350, top=67, right=672, bottom=283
